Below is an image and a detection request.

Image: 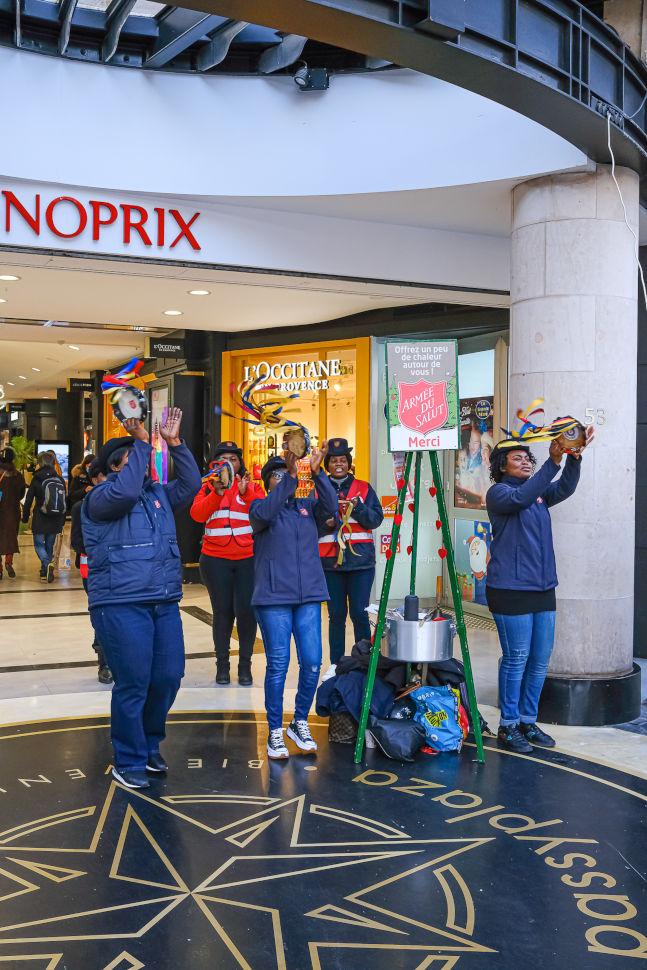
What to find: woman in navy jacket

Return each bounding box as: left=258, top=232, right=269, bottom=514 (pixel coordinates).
left=486, top=429, right=592, bottom=754
left=250, top=441, right=337, bottom=760
left=82, top=409, right=201, bottom=790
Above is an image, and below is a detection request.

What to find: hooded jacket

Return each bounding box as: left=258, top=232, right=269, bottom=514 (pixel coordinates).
left=249, top=470, right=338, bottom=607
left=81, top=438, right=201, bottom=609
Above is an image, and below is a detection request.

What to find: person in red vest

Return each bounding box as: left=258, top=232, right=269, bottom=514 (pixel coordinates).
left=190, top=441, right=264, bottom=686
left=316, top=438, right=384, bottom=664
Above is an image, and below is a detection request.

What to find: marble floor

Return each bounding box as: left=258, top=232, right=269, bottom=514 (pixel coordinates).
left=1, top=533, right=646, bottom=780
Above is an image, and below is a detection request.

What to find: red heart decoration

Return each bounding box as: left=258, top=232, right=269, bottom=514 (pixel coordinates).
left=396, top=478, right=405, bottom=491
left=429, top=486, right=437, bottom=497
left=408, top=502, right=415, bottom=513
left=406, top=545, right=413, bottom=556
left=385, top=549, right=393, bottom=560
left=393, top=513, right=403, bottom=526
left=438, top=547, right=447, bottom=559
left=435, top=519, right=442, bottom=530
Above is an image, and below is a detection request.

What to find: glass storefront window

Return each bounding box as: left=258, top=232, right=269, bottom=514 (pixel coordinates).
left=221, top=338, right=370, bottom=483
left=373, top=336, right=505, bottom=613
left=373, top=339, right=443, bottom=605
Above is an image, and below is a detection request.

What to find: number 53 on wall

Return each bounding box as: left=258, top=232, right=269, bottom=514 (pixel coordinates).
left=584, top=408, right=606, bottom=425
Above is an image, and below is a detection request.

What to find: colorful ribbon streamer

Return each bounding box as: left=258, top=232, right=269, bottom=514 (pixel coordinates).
left=499, top=398, right=580, bottom=448
left=101, top=358, right=156, bottom=405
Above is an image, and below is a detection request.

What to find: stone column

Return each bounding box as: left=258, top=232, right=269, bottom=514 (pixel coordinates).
left=510, top=164, right=641, bottom=725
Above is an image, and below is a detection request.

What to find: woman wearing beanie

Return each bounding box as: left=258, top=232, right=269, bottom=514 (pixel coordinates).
left=315, top=437, right=383, bottom=664
left=486, top=429, right=592, bottom=754
left=250, top=442, right=337, bottom=760
left=190, top=441, right=264, bottom=686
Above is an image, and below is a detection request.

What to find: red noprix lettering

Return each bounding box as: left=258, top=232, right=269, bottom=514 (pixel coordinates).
left=120, top=204, right=152, bottom=246
left=169, top=209, right=200, bottom=250
left=3, top=191, right=40, bottom=234
left=45, top=196, right=88, bottom=239
left=90, top=200, right=118, bottom=240
left=154, top=207, right=165, bottom=247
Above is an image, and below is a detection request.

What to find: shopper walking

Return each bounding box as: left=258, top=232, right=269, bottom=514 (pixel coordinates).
left=69, top=454, right=95, bottom=510
left=0, top=447, right=26, bottom=580
left=70, top=459, right=112, bottom=685
left=82, top=409, right=201, bottom=789
left=316, top=438, right=383, bottom=664
left=251, top=441, right=337, bottom=760
left=22, top=451, right=66, bottom=582
left=190, top=441, right=263, bottom=686
left=486, top=429, right=593, bottom=754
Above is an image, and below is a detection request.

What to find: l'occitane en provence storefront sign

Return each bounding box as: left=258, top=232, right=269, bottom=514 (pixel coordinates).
left=242, top=358, right=341, bottom=392
left=221, top=338, right=370, bottom=482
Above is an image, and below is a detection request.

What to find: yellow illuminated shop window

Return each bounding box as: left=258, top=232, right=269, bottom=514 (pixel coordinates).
left=221, top=338, right=370, bottom=482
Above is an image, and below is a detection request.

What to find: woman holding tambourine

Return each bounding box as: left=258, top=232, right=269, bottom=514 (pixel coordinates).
left=190, top=441, right=264, bottom=686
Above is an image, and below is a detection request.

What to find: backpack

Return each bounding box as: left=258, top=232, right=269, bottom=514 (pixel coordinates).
left=40, top=475, right=66, bottom=516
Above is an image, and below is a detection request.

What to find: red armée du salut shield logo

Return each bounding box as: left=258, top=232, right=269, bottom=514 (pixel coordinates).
left=397, top=380, right=449, bottom=434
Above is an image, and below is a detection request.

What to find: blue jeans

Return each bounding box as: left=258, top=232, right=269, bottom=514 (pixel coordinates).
left=33, top=533, right=56, bottom=571
left=255, top=602, right=322, bottom=730
left=91, top=602, right=185, bottom=771
left=325, top=567, right=374, bottom=665
left=492, top=611, right=556, bottom=727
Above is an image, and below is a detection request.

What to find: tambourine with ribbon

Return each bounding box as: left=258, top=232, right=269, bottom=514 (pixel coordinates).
left=101, top=358, right=156, bottom=425
left=499, top=398, right=585, bottom=453
left=215, top=375, right=312, bottom=458
left=202, top=458, right=235, bottom=490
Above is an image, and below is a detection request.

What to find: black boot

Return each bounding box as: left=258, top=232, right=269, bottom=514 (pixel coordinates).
left=238, top=663, right=253, bottom=687
left=216, top=663, right=230, bottom=686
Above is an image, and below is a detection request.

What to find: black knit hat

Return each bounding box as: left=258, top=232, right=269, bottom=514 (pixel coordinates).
left=97, top=436, right=135, bottom=474
left=213, top=440, right=243, bottom=461
left=261, top=455, right=287, bottom=491
left=324, top=437, right=353, bottom=470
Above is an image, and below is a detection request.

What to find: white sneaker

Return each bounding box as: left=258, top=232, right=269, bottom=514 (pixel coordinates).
left=267, top=728, right=289, bottom=760
left=286, top=719, right=318, bottom=753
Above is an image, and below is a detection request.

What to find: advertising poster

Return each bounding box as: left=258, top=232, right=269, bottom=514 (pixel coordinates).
left=385, top=340, right=459, bottom=452
left=36, top=441, right=70, bottom=481
left=150, top=386, right=169, bottom=485
left=454, top=519, right=491, bottom=607
left=454, top=396, right=494, bottom=511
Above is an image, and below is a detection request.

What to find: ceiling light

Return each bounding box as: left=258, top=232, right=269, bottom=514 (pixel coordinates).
left=0, top=299, right=6, bottom=305
left=32, top=367, right=41, bottom=372
left=164, top=310, right=183, bottom=317
left=18, top=375, right=27, bottom=380
left=0, top=275, right=19, bottom=281
left=188, top=289, right=210, bottom=296
left=68, top=344, right=80, bottom=350
left=7, top=381, right=14, bottom=386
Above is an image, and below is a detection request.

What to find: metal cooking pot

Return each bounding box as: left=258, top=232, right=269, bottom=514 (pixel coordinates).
left=380, top=612, right=455, bottom=663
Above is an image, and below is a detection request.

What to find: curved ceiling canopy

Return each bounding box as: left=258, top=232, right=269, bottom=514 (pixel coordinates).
left=2, top=0, right=646, bottom=180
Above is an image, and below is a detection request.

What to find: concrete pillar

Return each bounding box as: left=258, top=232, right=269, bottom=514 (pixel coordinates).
left=510, top=164, right=641, bottom=725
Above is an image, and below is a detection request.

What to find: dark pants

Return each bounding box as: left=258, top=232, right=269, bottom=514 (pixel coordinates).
left=82, top=577, right=107, bottom=668
left=200, top=554, right=256, bottom=668
left=33, top=533, right=56, bottom=572
left=91, top=602, right=185, bottom=772
left=324, top=567, right=375, bottom=665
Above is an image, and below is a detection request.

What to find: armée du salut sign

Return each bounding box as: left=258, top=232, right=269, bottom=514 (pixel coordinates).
left=385, top=339, right=459, bottom=452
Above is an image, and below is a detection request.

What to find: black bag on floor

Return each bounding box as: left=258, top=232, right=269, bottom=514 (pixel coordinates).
left=368, top=715, right=426, bottom=762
